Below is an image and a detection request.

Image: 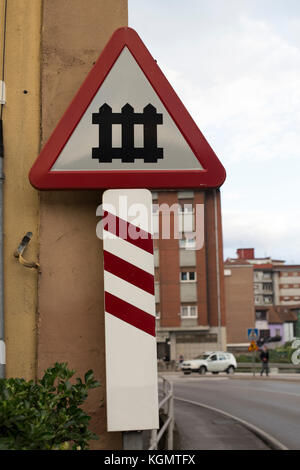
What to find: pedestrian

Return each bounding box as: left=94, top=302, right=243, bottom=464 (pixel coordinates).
left=179, top=354, right=184, bottom=364
left=260, top=345, right=269, bottom=377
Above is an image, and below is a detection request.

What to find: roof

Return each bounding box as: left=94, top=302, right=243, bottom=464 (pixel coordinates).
left=288, top=304, right=300, bottom=310
left=267, top=307, right=283, bottom=324
left=224, top=259, right=252, bottom=266
left=276, top=306, right=298, bottom=322
left=274, top=265, right=300, bottom=271
left=253, top=264, right=274, bottom=270
left=256, top=305, right=298, bottom=323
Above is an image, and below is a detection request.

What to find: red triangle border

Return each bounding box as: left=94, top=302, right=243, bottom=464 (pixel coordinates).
left=29, top=27, right=226, bottom=190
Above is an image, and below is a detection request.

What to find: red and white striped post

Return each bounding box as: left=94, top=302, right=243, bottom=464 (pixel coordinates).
left=102, top=189, right=159, bottom=432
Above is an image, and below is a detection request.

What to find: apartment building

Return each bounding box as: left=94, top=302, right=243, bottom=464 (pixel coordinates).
left=273, top=265, right=300, bottom=305
left=152, top=189, right=226, bottom=362
left=225, top=248, right=300, bottom=346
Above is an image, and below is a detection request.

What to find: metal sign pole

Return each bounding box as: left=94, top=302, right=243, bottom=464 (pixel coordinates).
left=123, top=431, right=143, bottom=450
left=252, top=350, right=255, bottom=377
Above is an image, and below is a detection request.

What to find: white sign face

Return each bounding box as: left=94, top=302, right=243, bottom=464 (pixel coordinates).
left=102, top=189, right=159, bottom=432
left=51, top=47, right=203, bottom=172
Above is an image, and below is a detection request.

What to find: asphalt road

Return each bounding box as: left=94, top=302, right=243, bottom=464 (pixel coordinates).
left=173, top=399, right=270, bottom=450
left=169, top=375, right=300, bottom=450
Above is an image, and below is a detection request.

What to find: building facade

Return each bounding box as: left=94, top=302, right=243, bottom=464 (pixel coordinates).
left=225, top=248, right=300, bottom=347
left=153, top=190, right=227, bottom=362
left=224, top=261, right=255, bottom=348
left=273, top=266, right=300, bottom=305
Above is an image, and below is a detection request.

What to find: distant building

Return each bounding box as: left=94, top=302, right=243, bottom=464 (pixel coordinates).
left=153, top=189, right=227, bottom=362
left=224, top=260, right=255, bottom=350
left=273, top=265, right=300, bottom=305
left=225, top=248, right=300, bottom=349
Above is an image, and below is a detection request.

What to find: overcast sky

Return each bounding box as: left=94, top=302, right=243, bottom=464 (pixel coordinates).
left=129, top=0, right=300, bottom=263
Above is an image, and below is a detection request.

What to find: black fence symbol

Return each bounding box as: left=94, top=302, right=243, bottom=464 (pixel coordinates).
left=92, top=103, right=163, bottom=163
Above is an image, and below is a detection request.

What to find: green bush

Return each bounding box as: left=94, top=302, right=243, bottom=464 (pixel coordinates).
left=0, top=362, right=100, bottom=450
left=268, top=348, right=291, bottom=363
left=236, top=354, right=260, bottom=363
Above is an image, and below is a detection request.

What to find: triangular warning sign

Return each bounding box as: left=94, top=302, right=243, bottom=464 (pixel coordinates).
left=29, top=27, right=226, bottom=190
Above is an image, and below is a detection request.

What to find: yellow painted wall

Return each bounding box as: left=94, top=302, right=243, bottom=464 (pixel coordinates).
left=1, top=0, right=41, bottom=380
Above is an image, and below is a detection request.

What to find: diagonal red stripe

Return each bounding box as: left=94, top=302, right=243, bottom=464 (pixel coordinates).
left=105, top=292, right=155, bottom=337
left=104, top=251, right=154, bottom=295
left=103, top=211, right=153, bottom=254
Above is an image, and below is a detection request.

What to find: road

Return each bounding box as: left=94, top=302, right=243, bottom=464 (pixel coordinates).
left=166, top=374, right=300, bottom=450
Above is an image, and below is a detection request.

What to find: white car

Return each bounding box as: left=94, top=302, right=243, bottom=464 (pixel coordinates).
left=181, top=351, right=237, bottom=375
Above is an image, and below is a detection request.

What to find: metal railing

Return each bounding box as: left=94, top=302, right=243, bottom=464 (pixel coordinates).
left=149, top=376, right=174, bottom=450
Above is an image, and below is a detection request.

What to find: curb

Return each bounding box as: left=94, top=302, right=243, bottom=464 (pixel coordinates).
left=174, top=396, right=288, bottom=451
left=229, top=375, right=300, bottom=384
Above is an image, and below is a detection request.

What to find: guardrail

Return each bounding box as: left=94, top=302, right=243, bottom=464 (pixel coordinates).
left=149, top=376, right=174, bottom=450
left=237, top=362, right=300, bottom=371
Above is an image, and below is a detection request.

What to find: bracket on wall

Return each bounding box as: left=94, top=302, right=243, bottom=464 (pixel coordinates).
left=14, top=232, right=40, bottom=269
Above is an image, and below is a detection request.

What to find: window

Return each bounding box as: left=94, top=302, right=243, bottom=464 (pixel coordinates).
left=259, top=329, right=270, bottom=340
left=263, top=273, right=271, bottom=280
left=152, top=201, right=159, bottom=234
left=263, top=283, right=272, bottom=291
left=178, top=200, right=194, bottom=233
left=181, top=305, right=198, bottom=318
left=178, top=202, right=194, bottom=213
left=275, top=329, right=281, bottom=337
left=180, top=271, right=196, bottom=282
left=179, top=237, right=196, bottom=250
left=256, top=310, right=267, bottom=321
left=152, top=201, right=158, bottom=213
left=155, top=304, right=160, bottom=319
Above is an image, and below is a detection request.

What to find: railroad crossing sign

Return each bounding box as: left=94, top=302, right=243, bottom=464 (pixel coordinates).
left=28, top=27, right=226, bottom=435
left=29, top=27, right=226, bottom=190
left=248, top=328, right=259, bottom=341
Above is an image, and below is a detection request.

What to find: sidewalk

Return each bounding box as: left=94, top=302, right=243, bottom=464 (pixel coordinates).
left=173, top=399, right=270, bottom=450
left=160, top=370, right=300, bottom=382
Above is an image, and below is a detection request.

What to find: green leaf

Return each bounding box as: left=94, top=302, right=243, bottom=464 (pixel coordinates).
left=0, top=362, right=100, bottom=449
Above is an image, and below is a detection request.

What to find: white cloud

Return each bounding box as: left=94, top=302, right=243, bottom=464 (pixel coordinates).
left=223, top=209, right=300, bottom=263
left=129, top=2, right=300, bottom=262
left=162, top=16, right=300, bottom=166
